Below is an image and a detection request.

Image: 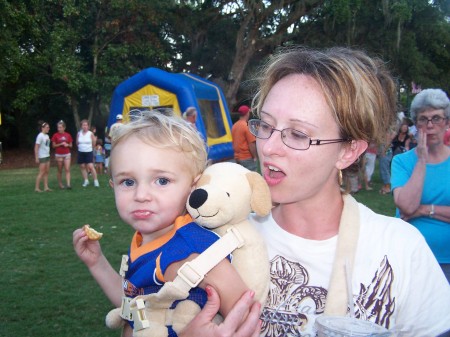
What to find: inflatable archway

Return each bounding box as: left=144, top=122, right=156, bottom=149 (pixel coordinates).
left=108, top=68, right=234, bottom=162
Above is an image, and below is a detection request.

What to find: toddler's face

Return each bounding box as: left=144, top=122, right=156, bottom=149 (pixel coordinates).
left=110, top=135, right=196, bottom=244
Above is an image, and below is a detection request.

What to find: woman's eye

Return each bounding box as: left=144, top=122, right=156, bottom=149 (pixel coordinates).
left=121, top=179, right=135, bottom=187
left=156, top=178, right=169, bottom=186
left=290, top=129, right=308, bottom=140
left=260, top=123, right=272, bottom=131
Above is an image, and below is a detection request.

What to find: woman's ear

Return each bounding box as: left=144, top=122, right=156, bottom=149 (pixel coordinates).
left=109, top=179, right=114, bottom=189
left=336, top=140, right=368, bottom=170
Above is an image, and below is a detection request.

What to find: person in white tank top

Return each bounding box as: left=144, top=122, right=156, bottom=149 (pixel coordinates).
left=76, top=119, right=99, bottom=187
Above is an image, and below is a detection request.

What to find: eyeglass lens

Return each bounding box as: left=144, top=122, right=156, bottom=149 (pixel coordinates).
left=417, top=116, right=445, bottom=125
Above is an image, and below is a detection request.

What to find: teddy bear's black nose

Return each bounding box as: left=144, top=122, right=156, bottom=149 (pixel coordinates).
left=189, top=188, right=208, bottom=209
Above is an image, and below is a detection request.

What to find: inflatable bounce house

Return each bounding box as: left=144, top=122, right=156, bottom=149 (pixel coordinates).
left=108, top=68, right=234, bottom=162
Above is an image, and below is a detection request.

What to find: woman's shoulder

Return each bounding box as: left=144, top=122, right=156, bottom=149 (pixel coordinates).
left=357, top=202, right=423, bottom=241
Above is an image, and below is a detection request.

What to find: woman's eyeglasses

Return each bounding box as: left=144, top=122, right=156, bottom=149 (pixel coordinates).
left=416, top=115, right=447, bottom=126
left=248, top=119, right=351, bottom=150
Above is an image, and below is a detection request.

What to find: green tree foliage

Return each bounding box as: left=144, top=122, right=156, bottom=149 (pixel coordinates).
left=0, top=0, right=171, bottom=146
left=0, top=0, right=448, bottom=148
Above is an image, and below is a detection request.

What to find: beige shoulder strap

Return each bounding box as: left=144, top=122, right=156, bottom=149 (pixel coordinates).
left=172, top=227, right=245, bottom=293
left=324, top=194, right=360, bottom=316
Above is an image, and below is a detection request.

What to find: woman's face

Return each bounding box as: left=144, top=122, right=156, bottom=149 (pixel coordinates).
left=400, top=124, right=409, bottom=133
left=57, top=124, right=65, bottom=133
left=81, top=122, right=89, bottom=131
left=416, top=108, right=448, bottom=146
left=257, top=74, right=346, bottom=205
left=42, top=124, right=50, bottom=134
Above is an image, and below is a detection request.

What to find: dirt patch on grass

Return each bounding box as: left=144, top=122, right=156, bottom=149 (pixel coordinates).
left=0, top=148, right=77, bottom=169
left=0, top=149, right=35, bottom=169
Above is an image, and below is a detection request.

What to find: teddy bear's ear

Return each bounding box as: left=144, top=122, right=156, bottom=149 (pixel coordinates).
left=195, top=173, right=211, bottom=187
left=246, top=172, right=272, bottom=216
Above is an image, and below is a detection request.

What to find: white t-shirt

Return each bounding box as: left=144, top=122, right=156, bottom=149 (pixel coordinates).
left=77, top=131, right=93, bottom=152
left=35, top=132, right=50, bottom=158
left=250, top=197, right=450, bottom=337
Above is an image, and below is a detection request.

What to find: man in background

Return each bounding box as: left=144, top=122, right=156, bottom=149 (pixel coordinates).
left=182, top=107, right=197, bottom=130
left=104, top=114, right=123, bottom=172
left=231, top=105, right=257, bottom=171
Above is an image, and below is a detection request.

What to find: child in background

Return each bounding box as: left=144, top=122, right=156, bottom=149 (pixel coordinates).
left=94, top=139, right=105, bottom=175
left=73, top=112, right=250, bottom=337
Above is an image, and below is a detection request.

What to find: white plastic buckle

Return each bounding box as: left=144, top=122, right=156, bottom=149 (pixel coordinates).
left=119, top=255, right=129, bottom=277
left=120, top=296, right=133, bottom=321
left=131, top=298, right=150, bottom=331
left=177, top=262, right=204, bottom=288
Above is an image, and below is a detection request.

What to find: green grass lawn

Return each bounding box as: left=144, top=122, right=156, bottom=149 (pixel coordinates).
left=0, top=163, right=395, bottom=337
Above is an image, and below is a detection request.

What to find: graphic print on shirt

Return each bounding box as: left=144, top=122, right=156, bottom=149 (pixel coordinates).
left=354, top=256, right=395, bottom=327
left=260, top=255, right=395, bottom=337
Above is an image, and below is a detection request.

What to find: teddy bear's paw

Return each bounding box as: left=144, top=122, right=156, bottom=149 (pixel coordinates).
left=171, top=300, right=201, bottom=334
left=133, top=322, right=168, bottom=337
left=105, top=307, right=126, bottom=329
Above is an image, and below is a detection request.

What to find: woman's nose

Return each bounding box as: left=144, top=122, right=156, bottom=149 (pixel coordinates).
left=259, top=130, right=286, bottom=156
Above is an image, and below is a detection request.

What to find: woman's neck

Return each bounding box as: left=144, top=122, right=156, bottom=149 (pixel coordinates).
left=272, top=190, right=344, bottom=240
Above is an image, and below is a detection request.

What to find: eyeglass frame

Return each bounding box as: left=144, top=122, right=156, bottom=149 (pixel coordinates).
left=248, top=119, right=351, bottom=151
left=415, top=115, right=448, bottom=126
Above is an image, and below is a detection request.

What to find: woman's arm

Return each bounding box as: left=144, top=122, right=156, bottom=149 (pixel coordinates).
left=91, top=133, right=97, bottom=148
left=179, top=286, right=261, bottom=337
left=405, top=137, right=411, bottom=150
left=402, top=204, right=450, bottom=223
left=393, top=130, right=428, bottom=216
left=34, top=143, right=40, bottom=164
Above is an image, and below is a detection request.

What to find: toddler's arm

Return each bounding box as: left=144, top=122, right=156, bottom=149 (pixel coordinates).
left=73, top=227, right=123, bottom=307
left=165, top=255, right=253, bottom=318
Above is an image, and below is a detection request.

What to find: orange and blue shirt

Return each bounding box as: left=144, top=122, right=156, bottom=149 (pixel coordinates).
left=123, top=214, right=223, bottom=335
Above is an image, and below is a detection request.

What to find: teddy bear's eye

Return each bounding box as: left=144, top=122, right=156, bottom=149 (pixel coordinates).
left=226, top=192, right=230, bottom=197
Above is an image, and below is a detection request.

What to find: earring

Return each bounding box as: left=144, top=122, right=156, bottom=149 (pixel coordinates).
left=338, top=169, right=343, bottom=186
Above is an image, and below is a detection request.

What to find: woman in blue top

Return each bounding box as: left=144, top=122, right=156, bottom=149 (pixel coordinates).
left=391, top=88, right=450, bottom=283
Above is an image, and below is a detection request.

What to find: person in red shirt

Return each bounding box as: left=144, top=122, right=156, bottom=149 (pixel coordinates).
left=51, top=120, right=73, bottom=189
left=231, top=105, right=258, bottom=171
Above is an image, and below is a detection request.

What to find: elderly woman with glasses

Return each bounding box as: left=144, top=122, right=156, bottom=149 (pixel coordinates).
left=391, top=89, right=450, bottom=283
left=180, top=48, right=450, bottom=337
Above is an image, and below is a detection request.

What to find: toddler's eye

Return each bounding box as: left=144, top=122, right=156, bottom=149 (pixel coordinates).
left=121, top=179, right=135, bottom=187
left=156, top=178, right=169, bottom=186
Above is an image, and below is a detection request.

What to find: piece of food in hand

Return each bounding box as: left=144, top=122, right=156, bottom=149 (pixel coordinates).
left=83, top=224, right=103, bottom=240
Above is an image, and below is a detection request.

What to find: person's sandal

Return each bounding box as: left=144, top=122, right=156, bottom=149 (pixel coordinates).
left=379, top=187, right=390, bottom=195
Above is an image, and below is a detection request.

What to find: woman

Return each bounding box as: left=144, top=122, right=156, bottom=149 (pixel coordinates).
left=34, top=122, right=52, bottom=192
left=180, top=48, right=450, bottom=337
left=391, top=89, right=450, bottom=283
left=391, top=120, right=411, bottom=156
left=51, top=120, right=73, bottom=189
left=76, top=119, right=99, bottom=187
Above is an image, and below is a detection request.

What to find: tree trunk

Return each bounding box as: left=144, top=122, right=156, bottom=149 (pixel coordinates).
left=71, top=96, right=80, bottom=130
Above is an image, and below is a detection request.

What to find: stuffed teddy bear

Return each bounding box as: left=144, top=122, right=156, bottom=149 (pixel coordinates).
left=105, top=162, right=272, bottom=336
left=185, top=162, right=272, bottom=306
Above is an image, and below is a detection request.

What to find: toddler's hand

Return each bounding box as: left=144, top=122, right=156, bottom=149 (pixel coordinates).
left=73, top=226, right=103, bottom=268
